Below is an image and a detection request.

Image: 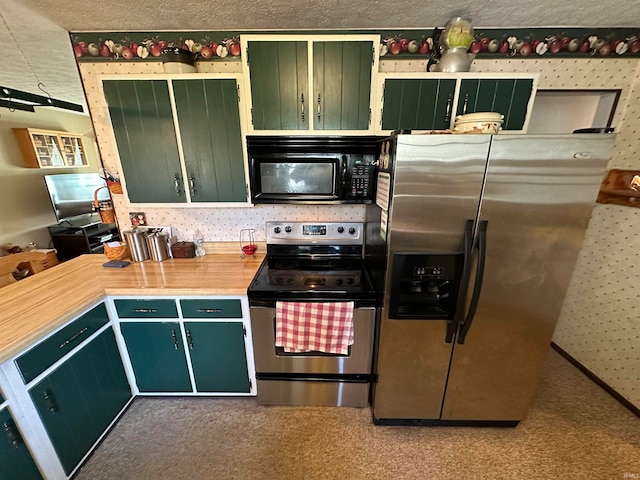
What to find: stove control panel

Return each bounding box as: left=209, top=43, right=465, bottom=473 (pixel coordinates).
left=266, top=222, right=363, bottom=245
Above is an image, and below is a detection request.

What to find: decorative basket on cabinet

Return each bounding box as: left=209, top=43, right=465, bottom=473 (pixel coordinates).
left=93, top=187, right=116, bottom=224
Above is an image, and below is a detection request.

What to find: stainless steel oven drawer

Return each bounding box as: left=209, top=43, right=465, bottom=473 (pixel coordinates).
left=250, top=306, right=375, bottom=374
left=256, top=378, right=369, bottom=407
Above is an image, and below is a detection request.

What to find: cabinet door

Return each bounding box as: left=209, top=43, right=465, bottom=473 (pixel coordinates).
left=0, top=408, right=43, bottom=480
left=30, top=329, right=131, bottom=475
left=457, top=78, right=534, bottom=130
left=172, top=79, right=247, bottom=202
left=313, top=41, right=373, bottom=130
left=382, top=78, right=457, bottom=131
left=59, top=135, right=88, bottom=167
left=120, top=322, right=191, bottom=393
left=185, top=322, right=250, bottom=393
left=103, top=80, right=185, bottom=203
left=247, top=40, right=308, bottom=130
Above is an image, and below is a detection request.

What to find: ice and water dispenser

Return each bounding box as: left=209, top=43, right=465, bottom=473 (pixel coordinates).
left=388, top=253, right=463, bottom=320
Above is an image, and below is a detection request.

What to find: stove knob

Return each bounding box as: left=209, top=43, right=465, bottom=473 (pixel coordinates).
left=349, top=227, right=356, bottom=235
left=285, top=226, right=292, bottom=233
left=274, top=227, right=281, bottom=234
left=335, top=278, right=343, bottom=286
left=346, top=277, right=354, bottom=285
left=337, top=226, right=344, bottom=233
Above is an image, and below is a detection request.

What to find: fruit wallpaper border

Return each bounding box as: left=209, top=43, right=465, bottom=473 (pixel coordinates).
left=71, top=28, right=640, bottom=62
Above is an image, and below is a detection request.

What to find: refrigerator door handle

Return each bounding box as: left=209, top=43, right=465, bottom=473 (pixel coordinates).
left=446, top=219, right=474, bottom=343
left=457, top=220, right=488, bottom=344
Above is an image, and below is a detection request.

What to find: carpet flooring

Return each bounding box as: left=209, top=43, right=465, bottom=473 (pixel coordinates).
left=75, top=349, right=640, bottom=480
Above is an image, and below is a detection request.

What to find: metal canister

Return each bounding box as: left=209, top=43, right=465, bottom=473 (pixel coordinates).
left=122, top=228, right=150, bottom=262
left=146, top=232, right=170, bottom=262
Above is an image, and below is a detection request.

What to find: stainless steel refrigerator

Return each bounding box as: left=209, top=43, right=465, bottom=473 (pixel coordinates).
left=369, top=133, right=614, bottom=426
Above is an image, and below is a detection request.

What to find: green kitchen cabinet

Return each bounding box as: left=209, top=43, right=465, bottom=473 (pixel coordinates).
left=456, top=77, right=535, bottom=130
left=0, top=407, right=43, bottom=480
left=184, top=322, right=250, bottom=393
left=172, top=79, right=247, bottom=202
left=381, top=78, right=457, bottom=131
left=103, top=76, right=248, bottom=204
left=245, top=36, right=377, bottom=132
left=103, top=80, right=184, bottom=203
left=119, top=322, right=192, bottom=393
left=29, top=328, right=131, bottom=475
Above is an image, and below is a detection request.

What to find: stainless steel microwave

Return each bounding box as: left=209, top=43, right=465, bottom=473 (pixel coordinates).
left=247, top=136, right=378, bottom=204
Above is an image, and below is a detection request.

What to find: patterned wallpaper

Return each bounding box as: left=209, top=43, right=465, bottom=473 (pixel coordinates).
left=79, top=55, right=640, bottom=409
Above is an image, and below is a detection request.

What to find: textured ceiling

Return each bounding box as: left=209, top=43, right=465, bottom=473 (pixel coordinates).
left=0, top=0, right=639, bottom=109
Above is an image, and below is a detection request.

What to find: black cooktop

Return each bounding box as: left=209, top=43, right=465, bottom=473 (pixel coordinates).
left=247, top=255, right=377, bottom=304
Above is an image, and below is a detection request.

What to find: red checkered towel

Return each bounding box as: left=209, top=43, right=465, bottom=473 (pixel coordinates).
left=275, top=302, right=355, bottom=355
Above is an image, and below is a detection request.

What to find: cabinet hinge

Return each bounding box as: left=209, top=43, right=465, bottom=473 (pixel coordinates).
left=243, top=325, right=247, bottom=337
left=246, top=46, right=249, bottom=66
left=249, top=378, right=252, bottom=390
left=372, top=45, right=375, bottom=65
left=250, top=108, right=254, bottom=126
left=369, top=108, right=372, bottom=126
left=237, top=84, right=241, bottom=103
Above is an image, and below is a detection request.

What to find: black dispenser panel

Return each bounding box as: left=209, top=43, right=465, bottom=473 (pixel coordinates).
left=388, top=253, right=463, bottom=320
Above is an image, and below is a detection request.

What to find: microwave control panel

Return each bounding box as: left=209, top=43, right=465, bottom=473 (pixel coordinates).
left=348, top=163, right=375, bottom=198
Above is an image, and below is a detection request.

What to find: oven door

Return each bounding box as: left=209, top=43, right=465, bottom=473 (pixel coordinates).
left=250, top=305, right=375, bottom=374
left=250, top=155, right=341, bottom=203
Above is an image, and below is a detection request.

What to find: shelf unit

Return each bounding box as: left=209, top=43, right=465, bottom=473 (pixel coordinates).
left=13, top=128, right=88, bottom=168
left=48, top=223, right=119, bottom=261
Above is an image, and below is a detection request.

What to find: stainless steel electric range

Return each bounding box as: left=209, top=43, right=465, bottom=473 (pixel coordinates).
left=247, top=221, right=377, bottom=407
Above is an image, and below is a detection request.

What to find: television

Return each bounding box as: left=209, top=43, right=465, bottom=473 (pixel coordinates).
left=44, top=173, right=109, bottom=227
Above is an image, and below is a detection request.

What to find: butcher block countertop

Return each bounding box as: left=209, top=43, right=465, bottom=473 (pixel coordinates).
left=0, top=253, right=264, bottom=364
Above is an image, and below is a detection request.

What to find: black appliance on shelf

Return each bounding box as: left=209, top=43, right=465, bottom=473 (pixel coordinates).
left=247, top=221, right=378, bottom=407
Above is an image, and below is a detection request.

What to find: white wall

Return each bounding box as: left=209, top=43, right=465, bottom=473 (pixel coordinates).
left=0, top=109, right=100, bottom=250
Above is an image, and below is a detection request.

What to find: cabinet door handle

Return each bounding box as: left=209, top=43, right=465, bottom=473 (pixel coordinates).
left=317, top=93, right=322, bottom=122
left=171, top=329, right=179, bottom=350
left=300, top=93, right=305, bottom=123
left=445, top=93, right=453, bottom=123
left=59, top=327, right=88, bottom=349
left=186, top=329, right=194, bottom=349
left=42, top=390, right=58, bottom=414
left=132, top=308, right=158, bottom=313
left=196, top=308, right=222, bottom=313
left=173, top=174, right=181, bottom=196
left=189, top=175, right=197, bottom=197
left=462, top=93, right=469, bottom=114
left=3, top=421, right=23, bottom=448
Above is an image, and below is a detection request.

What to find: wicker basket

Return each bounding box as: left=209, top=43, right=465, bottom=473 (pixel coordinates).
left=107, top=181, right=123, bottom=194
left=104, top=242, right=129, bottom=260
left=93, top=187, right=116, bottom=224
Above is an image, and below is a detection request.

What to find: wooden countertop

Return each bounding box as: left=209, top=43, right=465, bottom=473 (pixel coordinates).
left=0, top=253, right=264, bottom=364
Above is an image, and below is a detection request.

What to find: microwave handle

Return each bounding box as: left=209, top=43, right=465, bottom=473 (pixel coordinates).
left=341, top=155, right=348, bottom=195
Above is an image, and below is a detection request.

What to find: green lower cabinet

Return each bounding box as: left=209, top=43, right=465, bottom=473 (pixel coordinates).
left=29, top=328, right=131, bottom=475
left=382, top=78, right=457, bottom=131
left=120, top=322, right=192, bottom=393
left=0, top=407, right=43, bottom=480
left=457, top=78, right=534, bottom=130
left=185, top=322, right=250, bottom=393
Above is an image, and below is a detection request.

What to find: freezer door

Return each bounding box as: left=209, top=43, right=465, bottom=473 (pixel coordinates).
left=441, top=134, right=614, bottom=421
left=373, top=135, right=490, bottom=420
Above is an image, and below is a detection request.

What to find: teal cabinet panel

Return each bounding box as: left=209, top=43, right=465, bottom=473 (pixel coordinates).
left=185, top=322, right=250, bottom=393
left=248, top=41, right=308, bottom=130
left=172, top=79, right=247, bottom=202
left=120, top=322, right=192, bottom=393
left=30, top=329, right=130, bottom=475
left=382, top=78, right=456, bottom=131
left=103, top=80, right=185, bottom=203
left=457, top=78, right=534, bottom=130
left=114, top=299, right=178, bottom=318
left=180, top=299, right=242, bottom=319
left=16, top=303, right=109, bottom=384
left=0, top=407, right=43, bottom=480
left=313, top=41, right=373, bottom=130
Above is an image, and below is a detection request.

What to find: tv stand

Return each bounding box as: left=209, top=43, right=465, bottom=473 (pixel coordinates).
left=48, top=223, right=120, bottom=261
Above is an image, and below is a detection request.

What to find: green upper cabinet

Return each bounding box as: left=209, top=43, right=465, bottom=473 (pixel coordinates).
left=244, top=35, right=379, bottom=134
left=456, top=77, right=535, bottom=131
left=376, top=73, right=538, bottom=135
left=103, top=75, right=249, bottom=205
left=381, top=78, right=457, bottom=131
left=172, top=79, right=247, bottom=202
left=103, top=80, right=184, bottom=203
left=246, top=41, right=308, bottom=130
